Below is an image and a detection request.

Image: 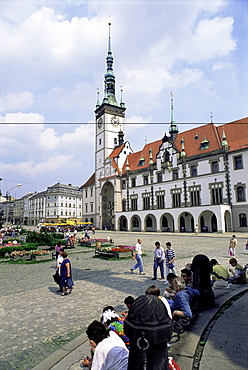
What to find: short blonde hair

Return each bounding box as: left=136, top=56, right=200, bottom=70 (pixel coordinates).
left=173, top=277, right=186, bottom=290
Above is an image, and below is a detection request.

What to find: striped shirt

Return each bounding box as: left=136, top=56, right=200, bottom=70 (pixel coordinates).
left=165, top=249, right=175, bottom=265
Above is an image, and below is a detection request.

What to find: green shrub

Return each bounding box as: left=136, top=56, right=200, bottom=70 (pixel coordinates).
left=26, top=231, right=64, bottom=245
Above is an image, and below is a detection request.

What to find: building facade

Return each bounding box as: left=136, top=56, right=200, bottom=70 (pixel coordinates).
left=28, top=183, right=82, bottom=225
left=81, top=24, right=248, bottom=233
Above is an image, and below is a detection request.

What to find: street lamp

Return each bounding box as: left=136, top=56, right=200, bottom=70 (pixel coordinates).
left=5, top=184, right=22, bottom=227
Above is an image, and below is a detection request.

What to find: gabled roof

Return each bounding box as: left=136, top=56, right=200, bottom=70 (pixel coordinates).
left=174, top=119, right=248, bottom=157
left=174, top=123, right=222, bottom=157
left=109, top=143, right=125, bottom=158
left=217, top=118, right=248, bottom=152
left=80, top=173, right=95, bottom=188
left=123, top=139, right=162, bottom=174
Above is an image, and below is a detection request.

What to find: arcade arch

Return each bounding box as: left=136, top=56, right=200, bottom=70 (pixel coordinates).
left=119, top=216, right=128, bottom=231
left=131, top=215, right=141, bottom=232
left=178, top=212, right=194, bottom=232
left=199, top=210, right=218, bottom=232
left=144, top=214, right=157, bottom=232
left=160, top=213, right=174, bottom=232
left=101, top=182, right=115, bottom=230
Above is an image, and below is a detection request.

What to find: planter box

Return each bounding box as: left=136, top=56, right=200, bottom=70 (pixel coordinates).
left=95, top=250, right=118, bottom=258
left=34, top=254, right=52, bottom=261
left=10, top=255, right=32, bottom=261
left=117, top=251, right=133, bottom=259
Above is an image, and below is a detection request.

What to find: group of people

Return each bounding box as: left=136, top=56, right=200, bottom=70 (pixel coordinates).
left=130, top=239, right=176, bottom=281
left=81, top=289, right=176, bottom=370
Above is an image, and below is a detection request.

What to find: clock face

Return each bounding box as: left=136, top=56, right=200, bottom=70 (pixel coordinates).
left=111, top=115, right=120, bottom=126
left=97, top=117, right=103, bottom=128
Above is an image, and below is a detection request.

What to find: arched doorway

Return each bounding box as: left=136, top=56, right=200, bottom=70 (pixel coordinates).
left=119, top=216, right=128, bottom=231
left=131, top=215, right=141, bottom=232
left=180, top=216, right=185, bottom=232
left=199, top=211, right=218, bottom=232
left=145, top=214, right=157, bottom=232
left=178, top=212, right=194, bottom=232
left=161, top=213, right=174, bottom=232
left=211, top=214, right=218, bottom=232
left=224, top=210, right=232, bottom=232
left=101, top=182, right=115, bottom=230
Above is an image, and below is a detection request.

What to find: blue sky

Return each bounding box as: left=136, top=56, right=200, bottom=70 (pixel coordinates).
left=0, top=0, right=247, bottom=198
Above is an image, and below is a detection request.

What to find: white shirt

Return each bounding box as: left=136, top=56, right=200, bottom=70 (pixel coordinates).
left=135, top=242, right=142, bottom=255
left=159, top=296, right=172, bottom=319
left=91, top=331, right=128, bottom=370
left=57, top=255, right=63, bottom=275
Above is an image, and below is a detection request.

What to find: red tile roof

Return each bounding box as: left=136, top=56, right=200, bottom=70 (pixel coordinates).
left=80, top=173, right=95, bottom=188
left=217, top=118, right=248, bottom=152
left=109, top=143, right=125, bottom=158
left=123, top=139, right=162, bottom=173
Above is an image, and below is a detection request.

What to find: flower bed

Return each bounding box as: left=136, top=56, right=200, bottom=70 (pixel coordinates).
left=10, top=250, right=33, bottom=261
left=10, top=249, right=51, bottom=262
left=95, top=245, right=134, bottom=259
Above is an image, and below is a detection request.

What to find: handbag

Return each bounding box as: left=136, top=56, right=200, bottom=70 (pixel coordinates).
left=53, top=269, right=60, bottom=284
left=66, top=276, right=74, bottom=289
left=169, top=262, right=174, bottom=269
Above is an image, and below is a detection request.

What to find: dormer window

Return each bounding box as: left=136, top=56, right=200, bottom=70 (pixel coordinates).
left=200, top=136, right=209, bottom=150
left=138, top=155, right=145, bottom=166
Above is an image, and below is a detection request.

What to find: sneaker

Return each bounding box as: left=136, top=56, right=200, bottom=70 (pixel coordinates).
left=159, top=278, right=165, bottom=280
left=164, top=281, right=169, bottom=285
left=140, top=272, right=145, bottom=275
left=130, top=269, right=133, bottom=274
left=152, top=277, right=157, bottom=280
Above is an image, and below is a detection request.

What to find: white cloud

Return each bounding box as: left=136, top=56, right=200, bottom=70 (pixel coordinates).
left=212, top=61, right=233, bottom=71
left=0, top=91, right=34, bottom=111
left=0, top=154, right=76, bottom=177
left=0, top=112, right=44, bottom=123
left=180, top=16, right=236, bottom=63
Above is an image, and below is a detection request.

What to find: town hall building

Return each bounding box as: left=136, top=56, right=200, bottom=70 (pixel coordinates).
left=81, top=23, right=248, bottom=233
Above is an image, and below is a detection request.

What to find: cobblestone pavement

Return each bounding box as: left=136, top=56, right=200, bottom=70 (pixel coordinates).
left=0, top=231, right=248, bottom=369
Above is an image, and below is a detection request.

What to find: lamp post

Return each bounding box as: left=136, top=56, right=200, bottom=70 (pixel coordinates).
left=5, top=184, right=22, bottom=227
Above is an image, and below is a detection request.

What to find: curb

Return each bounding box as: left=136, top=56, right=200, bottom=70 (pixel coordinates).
left=32, top=333, right=88, bottom=370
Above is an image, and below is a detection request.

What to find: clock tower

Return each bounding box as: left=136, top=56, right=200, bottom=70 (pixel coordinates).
left=94, top=22, right=126, bottom=229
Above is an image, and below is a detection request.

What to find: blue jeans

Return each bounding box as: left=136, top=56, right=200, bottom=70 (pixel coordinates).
left=131, top=254, right=144, bottom=273
left=154, top=258, right=164, bottom=279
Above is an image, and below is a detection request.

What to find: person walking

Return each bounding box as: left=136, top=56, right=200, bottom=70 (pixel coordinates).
left=130, top=238, right=145, bottom=275
left=60, top=252, right=74, bottom=296
left=152, top=241, right=165, bottom=280
left=229, top=235, right=238, bottom=256
left=165, top=242, right=176, bottom=279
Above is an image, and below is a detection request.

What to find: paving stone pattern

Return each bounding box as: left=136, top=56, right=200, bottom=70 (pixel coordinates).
left=0, top=231, right=247, bottom=369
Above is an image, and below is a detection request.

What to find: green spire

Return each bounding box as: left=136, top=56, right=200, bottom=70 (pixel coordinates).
left=169, top=92, right=178, bottom=141
left=222, top=128, right=228, bottom=147
left=103, top=22, right=118, bottom=106
left=181, top=138, right=186, bottom=157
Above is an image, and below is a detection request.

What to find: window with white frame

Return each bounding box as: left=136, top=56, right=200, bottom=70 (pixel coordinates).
left=234, top=155, right=243, bottom=170
left=171, top=188, right=182, bottom=208
left=209, top=182, right=223, bottom=204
